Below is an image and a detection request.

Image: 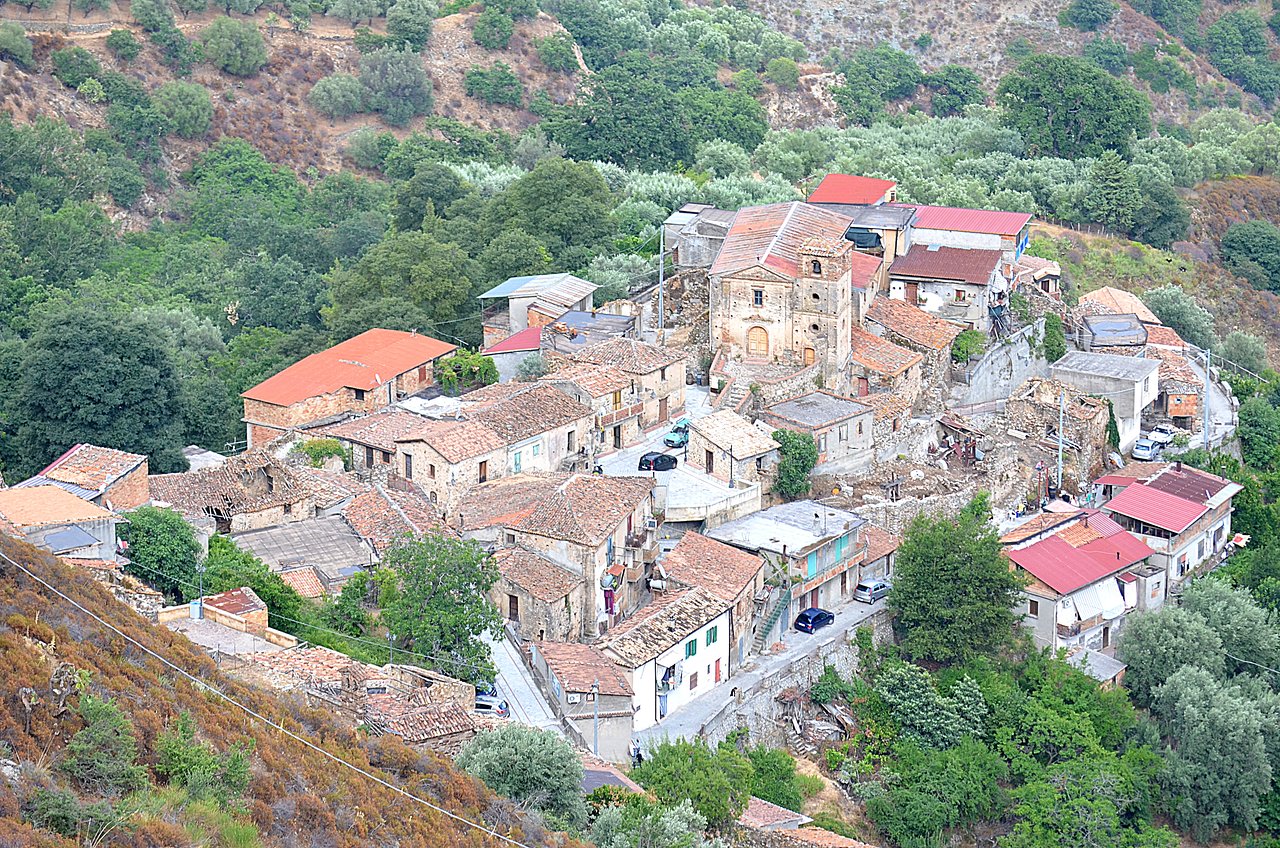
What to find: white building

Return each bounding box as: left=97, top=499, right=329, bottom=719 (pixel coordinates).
left=600, top=587, right=731, bottom=731
left=1051, top=352, right=1160, bottom=454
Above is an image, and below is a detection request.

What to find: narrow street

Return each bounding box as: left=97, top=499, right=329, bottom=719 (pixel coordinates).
left=1187, top=358, right=1236, bottom=449
left=485, top=632, right=562, bottom=735
left=596, top=386, right=714, bottom=477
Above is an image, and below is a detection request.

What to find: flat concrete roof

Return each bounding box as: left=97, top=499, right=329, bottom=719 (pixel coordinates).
left=707, top=500, right=865, bottom=557
left=765, top=392, right=870, bottom=428
left=1052, top=351, right=1159, bottom=382
left=232, top=516, right=372, bottom=583
left=165, top=617, right=284, bottom=656
left=1082, top=313, right=1148, bottom=346
left=810, top=203, right=917, bottom=229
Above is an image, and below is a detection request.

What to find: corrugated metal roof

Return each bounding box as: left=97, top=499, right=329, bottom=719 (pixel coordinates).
left=895, top=203, right=1032, bottom=236
left=1103, top=482, right=1207, bottom=533
left=889, top=245, right=1003, bottom=285
left=1007, top=529, right=1153, bottom=595
left=710, top=202, right=854, bottom=277
left=478, top=273, right=598, bottom=302
left=807, top=174, right=897, bottom=205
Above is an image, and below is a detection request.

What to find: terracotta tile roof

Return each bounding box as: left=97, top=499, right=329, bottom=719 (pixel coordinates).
left=847, top=252, right=885, bottom=291
left=1094, top=462, right=1168, bottom=485
left=62, top=557, right=122, bottom=573
left=663, top=531, right=763, bottom=602
left=1143, top=346, right=1202, bottom=389
left=515, top=475, right=654, bottom=546
left=807, top=173, right=896, bottom=205
left=366, top=696, right=475, bottom=743
left=203, top=586, right=267, bottom=617
left=893, top=203, right=1031, bottom=237
left=396, top=418, right=506, bottom=464
left=1056, top=522, right=1103, bottom=548
left=1144, top=324, right=1186, bottom=348
left=850, top=326, right=922, bottom=377
left=1000, top=511, right=1084, bottom=544
left=545, top=361, right=633, bottom=397
left=571, top=338, right=684, bottom=375
left=292, top=466, right=368, bottom=510
left=1079, top=287, right=1159, bottom=324
left=342, top=487, right=454, bottom=553
left=245, top=646, right=365, bottom=689
left=242, top=329, right=456, bottom=407
left=1143, top=464, right=1235, bottom=504
left=859, top=391, right=911, bottom=422
left=739, top=796, right=812, bottom=829
left=19, top=444, right=146, bottom=499
left=279, top=566, right=326, bottom=599
left=314, top=411, right=430, bottom=453
left=602, top=587, right=729, bottom=668
left=534, top=641, right=633, bottom=696
left=690, top=410, right=781, bottom=457
left=454, top=474, right=570, bottom=531
left=465, top=384, right=593, bottom=443
left=0, top=485, right=116, bottom=528
left=150, top=449, right=312, bottom=517
left=580, top=752, right=645, bottom=793
left=782, top=828, right=881, bottom=848
left=861, top=525, right=900, bottom=563
left=494, top=546, right=583, bottom=602
left=865, top=298, right=964, bottom=352
left=711, top=202, right=855, bottom=278
left=889, top=245, right=1003, bottom=285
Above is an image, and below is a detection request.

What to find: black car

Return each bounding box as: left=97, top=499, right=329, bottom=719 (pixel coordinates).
left=794, top=607, right=835, bottom=633
left=639, top=452, right=678, bottom=471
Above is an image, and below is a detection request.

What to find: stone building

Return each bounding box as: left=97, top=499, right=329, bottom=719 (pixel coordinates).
left=850, top=325, right=923, bottom=407
left=0, top=486, right=122, bottom=560
left=240, top=329, right=456, bottom=447
left=708, top=201, right=881, bottom=392
left=662, top=531, right=766, bottom=671
left=571, top=338, right=686, bottom=428
left=15, top=443, right=150, bottom=510
left=687, top=410, right=780, bottom=488
left=545, top=362, right=646, bottom=454
left=1050, top=352, right=1159, bottom=454
left=341, top=486, right=454, bottom=556
left=491, top=545, right=586, bottom=643
left=449, top=473, right=570, bottom=544
left=310, top=410, right=428, bottom=478
left=662, top=203, right=736, bottom=270
left=479, top=273, right=598, bottom=348
left=888, top=245, right=1008, bottom=332
left=459, top=382, right=596, bottom=474
left=150, top=449, right=316, bottom=534
left=394, top=419, right=509, bottom=510
left=507, top=474, right=657, bottom=637
left=758, top=392, right=874, bottom=471
left=902, top=204, right=1032, bottom=262
left=864, top=297, right=963, bottom=390
left=1005, top=377, right=1111, bottom=492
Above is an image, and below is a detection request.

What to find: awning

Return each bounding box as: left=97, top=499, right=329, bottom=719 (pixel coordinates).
left=1233, top=533, right=1251, bottom=547
left=1072, top=585, right=1103, bottom=621
left=1097, top=579, right=1126, bottom=620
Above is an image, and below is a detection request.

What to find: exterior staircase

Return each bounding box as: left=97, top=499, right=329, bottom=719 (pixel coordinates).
left=752, top=593, right=790, bottom=654
left=716, top=379, right=751, bottom=412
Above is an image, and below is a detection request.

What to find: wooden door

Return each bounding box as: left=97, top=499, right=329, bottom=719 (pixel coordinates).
left=714, top=659, right=722, bottom=683
left=747, top=326, right=768, bottom=357
left=905, top=282, right=919, bottom=304
left=659, top=397, right=668, bottom=421
left=507, top=595, right=519, bottom=621
left=478, top=460, right=488, bottom=483
left=804, top=347, right=815, bottom=365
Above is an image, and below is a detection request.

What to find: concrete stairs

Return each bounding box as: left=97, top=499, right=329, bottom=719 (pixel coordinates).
left=752, top=596, right=789, bottom=654
left=716, top=379, right=751, bottom=412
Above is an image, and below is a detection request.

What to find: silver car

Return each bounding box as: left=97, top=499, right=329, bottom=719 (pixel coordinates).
left=853, top=579, right=890, bottom=603
left=1132, top=438, right=1160, bottom=461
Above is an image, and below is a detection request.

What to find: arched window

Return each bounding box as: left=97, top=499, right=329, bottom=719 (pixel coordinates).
left=747, top=326, right=768, bottom=357
left=811, top=260, right=822, bottom=275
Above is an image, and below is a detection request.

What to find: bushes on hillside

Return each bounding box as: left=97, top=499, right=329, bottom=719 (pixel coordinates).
left=153, top=81, right=214, bottom=138
left=464, top=62, right=523, bottom=107
left=358, top=46, right=433, bottom=125
left=52, top=47, right=102, bottom=89
left=310, top=73, right=366, bottom=119
left=0, top=22, right=34, bottom=68
left=106, top=28, right=141, bottom=61
left=201, top=16, right=268, bottom=76
left=473, top=7, right=514, bottom=49
left=536, top=32, right=577, bottom=71
left=386, top=0, right=436, bottom=50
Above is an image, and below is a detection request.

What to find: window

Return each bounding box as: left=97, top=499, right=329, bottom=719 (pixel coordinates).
left=1027, top=599, right=1039, bottom=618
left=752, top=289, right=764, bottom=307
left=690, top=671, right=698, bottom=690
left=428, top=463, right=436, bottom=479
left=404, top=454, right=413, bottom=479
left=567, top=430, right=576, bottom=452
left=807, top=552, right=817, bottom=578
left=365, top=446, right=375, bottom=467
left=685, top=639, right=697, bottom=659
left=533, top=443, right=541, bottom=457
left=1197, top=539, right=1205, bottom=560
left=857, top=422, right=864, bottom=436
left=506, top=532, right=516, bottom=544
left=429, top=491, right=437, bottom=503
left=513, top=451, right=522, bottom=473
left=811, top=260, right=822, bottom=275
left=817, top=434, right=827, bottom=452
left=380, top=451, right=390, bottom=464
left=706, top=625, right=718, bottom=646
left=417, top=365, right=427, bottom=383
left=1144, top=377, right=1151, bottom=392
left=354, top=388, right=366, bottom=401
left=478, top=460, right=488, bottom=482
left=660, top=367, right=667, bottom=381
left=611, top=390, right=622, bottom=411
left=283, top=503, right=292, bottom=516
left=954, top=289, right=967, bottom=303
left=838, top=424, right=848, bottom=442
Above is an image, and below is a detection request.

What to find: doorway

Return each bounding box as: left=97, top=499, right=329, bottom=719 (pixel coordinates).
left=659, top=397, right=668, bottom=421
left=705, top=450, right=715, bottom=474
left=810, top=588, right=820, bottom=608
left=747, top=326, right=768, bottom=357
left=613, top=426, right=622, bottom=449
left=714, top=659, right=722, bottom=683
left=478, top=460, right=488, bottom=483
left=905, top=282, right=919, bottom=304
left=507, top=595, right=519, bottom=622
left=804, top=347, right=815, bottom=366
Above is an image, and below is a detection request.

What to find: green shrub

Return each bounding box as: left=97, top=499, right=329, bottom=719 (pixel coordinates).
left=309, top=73, right=365, bottom=119
left=1083, top=37, right=1129, bottom=74
left=386, top=0, right=436, bottom=50
left=1059, top=0, right=1117, bottom=31
left=1042, top=313, right=1066, bottom=362
left=131, top=0, right=175, bottom=31
left=62, top=693, right=149, bottom=795
left=0, top=22, right=34, bottom=69
left=74, top=0, right=111, bottom=16
left=811, top=664, right=856, bottom=705
left=535, top=31, right=577, bottom=72
left=358, top=46, right=433, bottom=126
left=292, top=437, right=347, bottom=467
left=472, top=7, right=513, bottom=49
left=156, top=711, right=253, bottom=802
left=106, top=29, right=142, bottom=61
left=24, top=788, right=115, bottom=839
left=153, top=80, right=214, bottom=137
left=950, top=329, right=985, bottom=363
left=52, top=47, right=103, bottom=89
left=464, top=62, right=523, bottom=107
left=77, top=77, right=107, bottom=102
left=772, top=428, right=817, bottom=500
left=201, top=16, right=267, bottom=76
left=765, top=56, right=800, bottom=89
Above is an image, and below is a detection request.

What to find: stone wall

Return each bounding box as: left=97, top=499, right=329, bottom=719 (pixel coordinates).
left=952, top=319, right=1047, bottom=411
left=698, top=609, right=892, bottom=749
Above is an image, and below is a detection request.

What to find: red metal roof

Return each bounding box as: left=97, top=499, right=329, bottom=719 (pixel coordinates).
left=889, top=245, right=1004, bottom=285
left=242, top=329, right=456, bottom=407
left=807, top=174, right=897, bottom=206
left=710, top=202, right=854, bottom=278
left=1008, top=529, right=1153, bottom=595
left=483, top=326, right=543, bottom=355
left=895, top=204, right=1032, bottom=237
left=1102, top=483, right=1207, bottom=533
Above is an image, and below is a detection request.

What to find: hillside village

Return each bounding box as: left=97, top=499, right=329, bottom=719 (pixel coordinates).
left=0, top=170, right=1254, bottom=846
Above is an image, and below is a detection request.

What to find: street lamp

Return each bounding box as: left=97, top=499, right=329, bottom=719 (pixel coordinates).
left=195, top=560, right=207, bottom=620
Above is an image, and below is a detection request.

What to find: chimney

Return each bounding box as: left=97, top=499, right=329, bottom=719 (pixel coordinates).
left=1175, top=460, right=1182, bottom=472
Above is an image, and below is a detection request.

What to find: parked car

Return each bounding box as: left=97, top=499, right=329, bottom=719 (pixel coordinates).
left=475, top=681, right=499, bottom=698
left=663, top=418, right=691, bottom=448
left=474, top=693, right=510, bottom=718
left=794, top=607, right=835, bottom=633
left=1132, top=438, right=1161, bottom=461
left=1147, top=423, right=1178, bottom=446
left=853, top=579, right=890, bottom=604
left=639, top=452, right=678, bottom=471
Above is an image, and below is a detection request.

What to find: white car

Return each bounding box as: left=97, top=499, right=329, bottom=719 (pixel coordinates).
left=1147, top=424, right=1178, bottom=446
left=1132, top=438, right=1161, bottom=461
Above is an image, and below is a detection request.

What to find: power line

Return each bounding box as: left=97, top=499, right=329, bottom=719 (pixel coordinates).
left=118, top=555, right=495, bottom=677
left=0, top=547, right=533, bottom=848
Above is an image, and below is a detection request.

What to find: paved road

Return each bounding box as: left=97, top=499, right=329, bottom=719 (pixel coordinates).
left=636, top=595, right=887, bottom=744
left=486, top=633, right=562, bottom=734
left=597, top=385, right=714, bottom=477
left=1187, top=357, right=1236, bottom=449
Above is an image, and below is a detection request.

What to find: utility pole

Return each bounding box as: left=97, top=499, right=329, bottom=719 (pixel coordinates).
left=195, top=560, right=206, bottom=620
left=1203, top=347, right=1212, bottom=453
left=1056, top=390, right=1065, bottom=495
left=591, top=679, right=600, bottom=756
left=388, top=632, right=395, bottom=665
left=657, top=227, right=666, bottom=345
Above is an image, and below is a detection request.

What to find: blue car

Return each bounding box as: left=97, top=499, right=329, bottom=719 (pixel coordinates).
left=794, top=608, right=835, bottom=633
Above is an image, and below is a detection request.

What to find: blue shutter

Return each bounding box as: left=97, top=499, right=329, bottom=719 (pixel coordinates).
left=807, top=552, right=817, bottom=578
